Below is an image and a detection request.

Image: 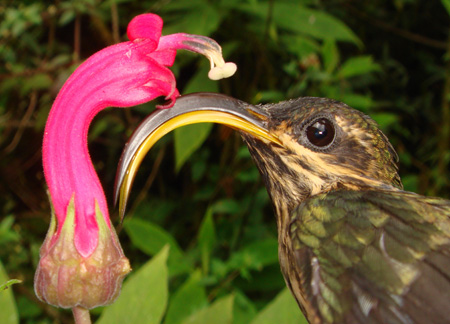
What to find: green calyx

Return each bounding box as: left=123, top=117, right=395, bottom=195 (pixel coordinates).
left=34, top=196, right=131, bottom=309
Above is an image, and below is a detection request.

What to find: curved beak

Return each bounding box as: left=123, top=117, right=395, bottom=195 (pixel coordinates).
left=114, top=92, right=281, bottom=219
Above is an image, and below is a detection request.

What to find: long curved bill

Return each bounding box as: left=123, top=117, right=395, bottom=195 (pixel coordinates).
left=114, top=92, right=281, bottom=219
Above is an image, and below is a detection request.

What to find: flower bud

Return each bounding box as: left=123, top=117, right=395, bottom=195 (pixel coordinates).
left=34, top=197, right=131, bottom=309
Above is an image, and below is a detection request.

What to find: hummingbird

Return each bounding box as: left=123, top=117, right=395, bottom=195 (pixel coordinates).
left=114, top=93, right=450, bottom=324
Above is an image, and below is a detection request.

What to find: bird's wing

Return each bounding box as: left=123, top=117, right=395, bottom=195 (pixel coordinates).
left=289, top=189, right=450, bottom=324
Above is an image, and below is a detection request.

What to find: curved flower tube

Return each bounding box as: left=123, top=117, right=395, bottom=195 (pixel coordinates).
left=35, top=13, right=236, bottom=310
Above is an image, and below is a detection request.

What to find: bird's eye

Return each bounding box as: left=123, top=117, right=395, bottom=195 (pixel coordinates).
left=305, top=118, right=335, bottom=148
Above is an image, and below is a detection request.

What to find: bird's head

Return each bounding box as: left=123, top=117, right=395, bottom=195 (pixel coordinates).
left=240, top=96, right=402, bottom=213
left=114, top=93, right=401, bottom=222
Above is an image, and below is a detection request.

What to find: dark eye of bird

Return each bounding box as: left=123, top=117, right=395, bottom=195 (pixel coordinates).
left=306, top=118, right=335, bottom=147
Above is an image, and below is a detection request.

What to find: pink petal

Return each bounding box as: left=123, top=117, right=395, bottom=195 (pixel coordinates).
left=43, top=38, right=179, bottom=257
left=127, top=14, right=163, bottom=42
left=149, top=48, right=177, bottom=67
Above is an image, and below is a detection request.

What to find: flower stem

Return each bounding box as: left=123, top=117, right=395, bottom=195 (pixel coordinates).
left=72, top=307, right=91, bottom=324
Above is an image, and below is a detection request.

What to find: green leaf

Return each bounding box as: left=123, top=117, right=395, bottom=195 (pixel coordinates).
left=249, top=288, right=307, bottom=324
left=198, top=209, right=217, bottom=274
left=340, top=93, right=373, bottom=112
left=183, top=62, right=220, bottom=94
left=0, top=260, right=19, bottom=324
left=210, top=199, right=241, bottom=214
left=164, top=270, right=208, bottom=324
left=59, top=10, right=75, bottom=26
left=159, top=0, right=205, bottom=11
left=442, top=0, right=450, bottom=16
left=133, top=199, right=177, bottom=225
left=124, top=218, right=183, bottom=257
left=281, top=35, right=320, bottom=59
left=174, top=123, right=213, bottom=172
left=124, top=218, right=191, bottom=276
left=254, top=90, right=287, bottom=103
left=0, top=279, right=21, bottom=292
left=174, top=62, right=219, bottom=171
left=233, top=291, right=257, bottom=324
left=226, top=238, right=279, bottom=276
left=96, top=246, right=169, bottom=324
left=322, top=39, right=339, bottom=74
left=237, top=264, right=286, bottom=292
left=15, top=296, right=41, bottom=319
left=371, top=112, right=399, bottom=130
left=162, top=3, right=222, bottom=36
left=241, top=238, right=279, bottom=268
left=337, top=56, right=381, bottom=79
left=239, top=3, right=361, bottom=45
left=21, top=73, right=52, bottom=94
left=182, top=294, right=234, bottom=324
left=0, top=216, right=19, bottom=246
left=401, top=174, right=419, bottom=193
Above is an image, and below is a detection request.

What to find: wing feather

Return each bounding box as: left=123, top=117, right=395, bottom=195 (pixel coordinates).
left=289, top=189, right=450, bottom=324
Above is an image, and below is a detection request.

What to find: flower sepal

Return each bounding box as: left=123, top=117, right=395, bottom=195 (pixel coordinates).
left=34, top=196, right=131, bottom=309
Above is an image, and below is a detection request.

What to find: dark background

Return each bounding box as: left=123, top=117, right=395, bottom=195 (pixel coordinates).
left=1, top=0, right=449, bottom=323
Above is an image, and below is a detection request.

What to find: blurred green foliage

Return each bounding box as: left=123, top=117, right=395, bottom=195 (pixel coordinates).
left=1, top=0, right=450, bottom=323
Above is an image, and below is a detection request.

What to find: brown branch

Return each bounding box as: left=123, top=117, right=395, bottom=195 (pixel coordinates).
left=0, top=120, right=35, bottom=128
left=207, top=270, right=240, bottom=301
left=90, top=15, right=114, bottom=46
left=344, top=3, right=447, bottom=50
left=4, top=92, right=38, bottom=154
left=128, top=146, right=166, bottom=218
left=45, top=6, right=56, bottom=59
left=74, top=13, right=81, bottom=62
left=263, top=0, right=274, bottom=42
left=0, top=61, right=73, bottom=82
left=111, top=1, right=120, bottom=44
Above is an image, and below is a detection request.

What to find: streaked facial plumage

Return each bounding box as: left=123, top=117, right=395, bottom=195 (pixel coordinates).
left=241, top=97, right=402, bottom=223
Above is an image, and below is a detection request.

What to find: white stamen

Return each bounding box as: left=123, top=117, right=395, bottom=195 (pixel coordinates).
left=203, top=50, right=237, bottom=80
left=181, top=35, right=237, bottom=81
left=208, top=62, right=237, bottom=80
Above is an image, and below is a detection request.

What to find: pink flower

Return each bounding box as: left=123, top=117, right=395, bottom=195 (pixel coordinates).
left=35, top=13, right=236, bottom=309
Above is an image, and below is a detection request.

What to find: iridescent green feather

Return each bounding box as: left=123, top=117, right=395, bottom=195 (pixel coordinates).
left=290, top=189, right=450, bottom=324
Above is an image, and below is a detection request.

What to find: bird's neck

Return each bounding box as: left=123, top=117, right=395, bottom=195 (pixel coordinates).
left=243, top=139, right=314, bottom=231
